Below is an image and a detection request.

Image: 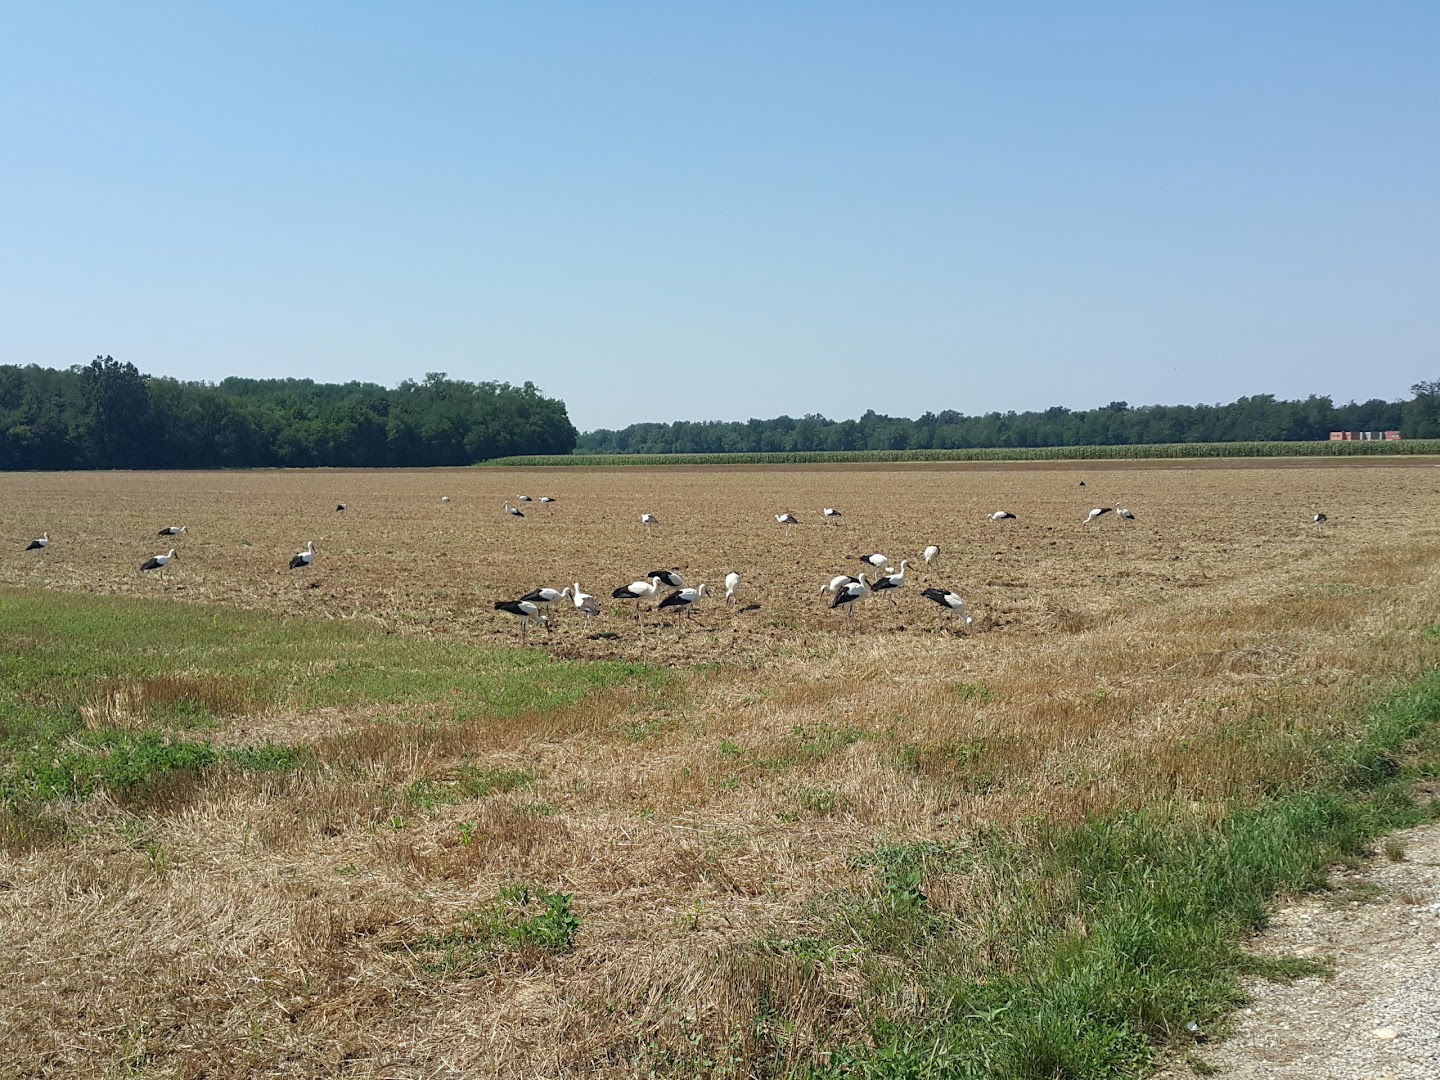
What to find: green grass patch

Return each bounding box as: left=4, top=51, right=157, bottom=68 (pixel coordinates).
left=805, top=672, right=1440, bottom=1079
left=400, top=884, right=581, bottom=976
left=479, top=440, right=1440, bottom=467
left=0, top=587, right=665, bottom=812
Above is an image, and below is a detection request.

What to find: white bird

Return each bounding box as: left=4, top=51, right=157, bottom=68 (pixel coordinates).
left=495, top=599, right=548, bottom=639
left=288, top=541, right=316, bottom=573
left=1116, top=506, right=1136, bottom=521
left=830, top=573, right=871, bottom=620
left=335, top=503, right=346, bottom=512
left=659, top=584, right=708, bottom=619
left=521, top=586, right=571, bottom=609
left=922, top=545, right=941, bottom=565
left=441, top=496, right=451, bottom=503
left=724, top=571, right=741, bottom=604
left=571, top=582, right=601, bottom=617
left=822, top=507, right=842, bottom=524
left=504, top=501, right=525, bottom=518
left=157, top=525, right=187, bottom=537
left=641, top=512, right=659, bottom=534
left=1085, top=507, right=1112, bottom=524
left=612, top=575, right=663, bottom=622
left=821, top=574, right=857, bottom=595
left=776, top=512, right=798, bottom=525
left=24, top=532, right=49, bottom=553
left=540, top=496, right=556, bottom=505
left=517, top=495, right=532, bottom=502
left=988, top=510, right=1016, bottom=521
left=860, top=553, right=889, bottom=571
left=141, top=547, right=177, bottom=573
left=870, top=560, right=908, bottom=601
left=1312, top=512, right=1327, bottom=527
left=922, top=587, right=973, bottom=626
left=648, top=569, right=684, bottom=588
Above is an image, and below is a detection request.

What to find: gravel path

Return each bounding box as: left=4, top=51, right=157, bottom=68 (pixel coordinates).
left=1158, top=821, right=1440, bottom=1080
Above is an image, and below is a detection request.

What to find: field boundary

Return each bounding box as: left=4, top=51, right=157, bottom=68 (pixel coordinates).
left=479, top=440, right=1440, bottom=467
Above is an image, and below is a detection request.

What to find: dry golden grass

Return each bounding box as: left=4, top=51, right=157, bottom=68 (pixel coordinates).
left=3, top=460, right=1440, bottom=1077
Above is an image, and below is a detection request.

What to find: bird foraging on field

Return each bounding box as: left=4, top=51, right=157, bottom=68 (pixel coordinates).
left=870, top=560, right=908, bottom=602
left=495, top=599, right=549, bottom=639
left=517, top=495, right=532, bottom=502
left=521, top=586, right=571, bottom=611
left=724, top=572, right=741, bottom=604
left=648, top=569, right=684, bottom=588
left=335, top=503, right=346, bottom=512
left=141, top=548, right=177, bottom=574
left=923, top=587, right=973, bottom=626
left=503, top=501, right=525, bottom=518
left=1312, top=512, right=1327, bottom=527
left=24, top=532, right=49, bottom=553
left=441, top=496, right=451, bottom=503
left=288, top=541, right=316, bottom=574
left=641, top=512, right=659, bottom=535
left=859, top=553, right=889, bottom=572
left=775, top=512, right=799, bottom=538
left=1085, top=507, right=1112, bottom=524
left=571, top=583, right=601, bottom=617
left=830, top=574, right=871, bottom=621
left=822, top=507, right=842, bottom=525
left=540, top=496, right=556, bottom=506
left=821, top=574, right=856, bottom=595
left=612, top=576, right=663, bottom=623
left=988, top=510, right=1016, bottom=521
left=659, top=584, right=707, bottom=621
left=1116, top=506, right=1136, bottom=521
left=157, top=525, right=187, bottom=537
left=922, top=545, right=941, bottom=565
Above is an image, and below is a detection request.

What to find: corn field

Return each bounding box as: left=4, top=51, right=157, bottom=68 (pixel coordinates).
left=481, top=440, right=1440, bottom=467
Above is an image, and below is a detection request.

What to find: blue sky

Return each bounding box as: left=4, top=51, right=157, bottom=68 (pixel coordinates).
left=3, top=3, right=1436, bottom=430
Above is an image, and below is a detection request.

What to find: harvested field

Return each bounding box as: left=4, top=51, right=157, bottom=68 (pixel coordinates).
left=3, top=460, right=1440, bottom=1078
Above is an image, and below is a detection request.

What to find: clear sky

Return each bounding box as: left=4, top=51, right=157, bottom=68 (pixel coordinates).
left=3, top=3, right=1436, bottom=431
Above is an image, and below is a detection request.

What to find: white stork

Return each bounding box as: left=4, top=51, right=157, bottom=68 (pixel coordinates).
left=922, top=545, right=940, bottom=565
left=1312, top=512, right=1327, bottom=527
left=495, top=599, right=549, bottom=639
left=860, top=553, right=889, bottom=572
left=822, top=507, right=842, bottom=525
left=336, top=503, right=346, bottom=512
left=521, top=586, right=571, bottom=610
left=1085, top=507, right=1112, bottom=524
left=648, top=569, right=684, bottom=588
left=441, top=496, right=451, bottom=503
left=504, top=501, right=525, bottom=519
left=157, top=525, right=187, bottom=537
left=612, top=576, right=663, bottom=622
left=775, top=512, right=799, bottom=538
left=988, top=510, right=1016, bottom=521
left=288, top=541, right=316, bottom=574
left=922, top=587, right=973, bottom=626
left=24, top=532, right=49, bottom=553
left=540, top=496, right=556, bottom=506
left=641, top=512, right=659, bottom=535
left=724, top=571, right=741, bottom=604
left=658, top=584, right=707, bottom=620
left=1116, top=506, right=1136, bottom=521
left=821, top=574, right=857, bottom=595
left=870, top=560, right=908, bottom=601
left=830, top=574, right=871, bottom=620
left=517, top=495, right=532, bottom=502
left=141, top=548, right=177, bottom=574
left=571, top=582, right=601, bottom=617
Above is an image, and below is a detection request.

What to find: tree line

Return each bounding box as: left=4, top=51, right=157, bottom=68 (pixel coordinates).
left=577, top=384, right=1440, bottom=455
left=0, top=358, right=578, bottom=470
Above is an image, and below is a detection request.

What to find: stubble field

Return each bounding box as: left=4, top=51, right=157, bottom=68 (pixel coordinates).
left=3, top=460, right=1440, bottom=1078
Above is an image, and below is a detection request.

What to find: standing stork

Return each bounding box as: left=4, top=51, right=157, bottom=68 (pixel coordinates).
left=140, top=548, right=177, bottom=576
left=658, top=584, right=707, bottom=622
left=157, top=525, right=187, bottom=537
left=612, top=575, right=663, bottom=622
left=503, top=501, right=525, bottom=519
left=1312, top=512, right=1327, bottom=529
left=988, top=510, right=1016, bottom=521
left=648, top=569, right=684, bottom=589
left=1116, top=505, right=1136, bottom=522
left=494, top=599, right=549, bottom=639
left=822, top=507, right=842, bottom=525
left=540, top=496, right=556, bottom=507
left=724, top=571, right=741, bottom=605
left=859, top=553, right=889, bottom=573
left=521, top=586, right=572, bottom=612
left=1085, top=507, right=1112, bottom=525
left=922, top=587, right=974, bottom=627
left=441, top=496, right=451, bottom=503
left=571, top=582, right=601, bottom=617
left=288, top=541, right=316, bottom=576
left=517, top=495, right=532, bottom=503
left=641, top=513, right=659, bottom=535
left=830, top=573, right=871, bottom=622
left=922, top=545, right=941, bottom=566
left=870, top=560, right=908, bottom=603
left=24, top=532, right=49, bottom=554
left=776, top=512, right=798, bottom=539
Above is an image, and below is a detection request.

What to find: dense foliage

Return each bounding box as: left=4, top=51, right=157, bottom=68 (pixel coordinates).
left=0, top=359, right=577, bottom=469
left=577, top=383, right=1440, bottom=455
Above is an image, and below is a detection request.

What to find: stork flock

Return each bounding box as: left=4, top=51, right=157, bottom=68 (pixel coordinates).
left=16, top=493, right=1332, bottom=642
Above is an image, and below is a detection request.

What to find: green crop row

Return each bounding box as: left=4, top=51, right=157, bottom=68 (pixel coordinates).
left=479, top=440, right=1440, bottom=468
